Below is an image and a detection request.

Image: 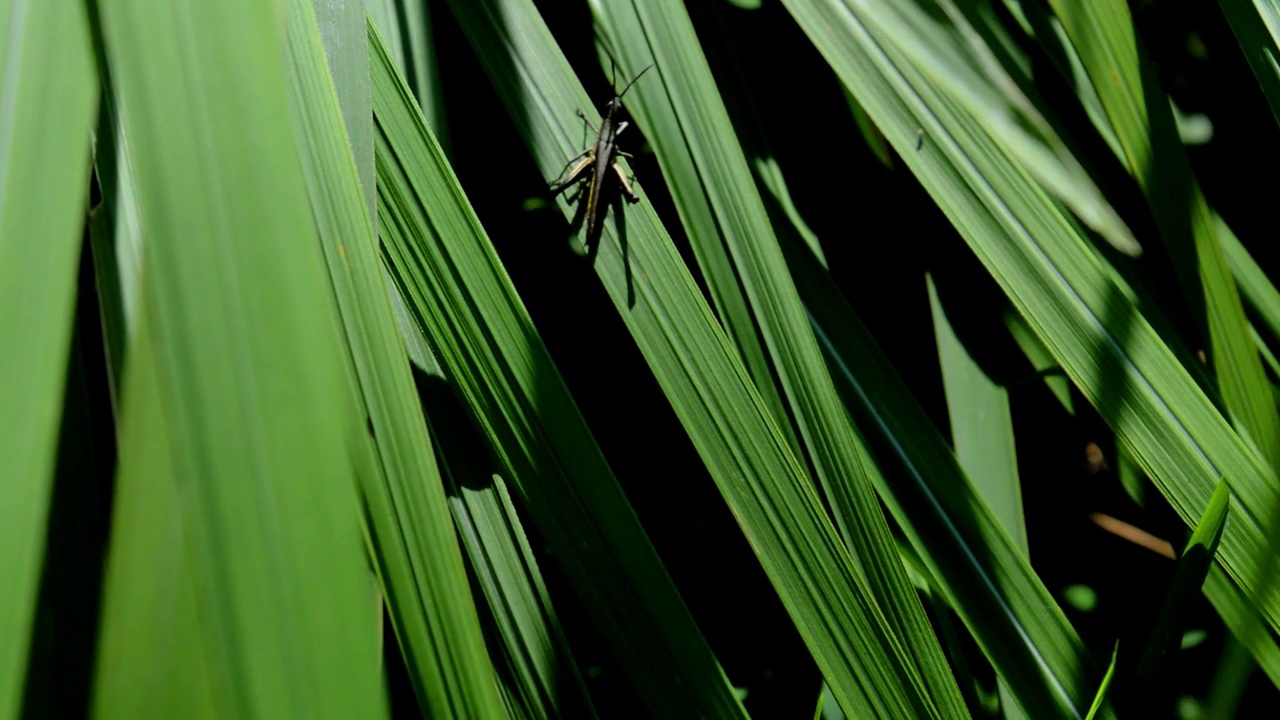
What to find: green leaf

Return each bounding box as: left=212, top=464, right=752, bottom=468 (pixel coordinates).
left=91, top=0, right=386, bottom=716
left=787, top=239, right=1105, bottom=719
left=1221, top=216, right=1280, bottom=352
left=413, top=345, right=597, bottom=720
left=589, top=1, right=966, bottom=714
left=310, top=0, right=375, bottom=217
left=93, top=320, right=217, bottom=720
left=441, top=0, right=979, bottom=714
left=0, top=1, right=97, bottom=716
left=780, top=0, right=1280, bottom=659
left=1214, top=0, right=1280, bottom=127
left=286, top=2, right=505, bottom=715
left=1047, top=0, right=1280, bottom=475
left=370, top=22, right=748, bottom=718
left=448, top=470, right=598, bottom=720
left=929, top=276, right=1026, bottom=553
left=1139, top=479, right=1230, bottom=680
left=928, top=275, right=1027, bottom=719
left=1084, top=643, right=1119, bottom=720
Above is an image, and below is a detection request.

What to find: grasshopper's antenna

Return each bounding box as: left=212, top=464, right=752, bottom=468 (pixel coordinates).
left=617, top=65, right=652, bottom=99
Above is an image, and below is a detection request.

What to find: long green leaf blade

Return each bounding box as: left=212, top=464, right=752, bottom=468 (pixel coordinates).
left=589, top=2, right=967, bottom=715
left=92, top=0, right=386, bottom=715
left=93, top=319, right=217, bottom=720
left=440, top=0, right=968, bottom=715
left=787, top=238, right=1106, bottom=720
left=0, top=1, right=96, bottom=715
left=1083, top=644, right=1119, bottom=720
left=370, top=23, right=748, bottom=718
left=285, top=2, right=505, bottom=716
left=1048, top=0, right=1280, bottom=476
left=782, top=0, right=1280, bottom=693
left=928, top=274, right=1027, bottom=719
left=1138, top=478, right=1230, bottom=679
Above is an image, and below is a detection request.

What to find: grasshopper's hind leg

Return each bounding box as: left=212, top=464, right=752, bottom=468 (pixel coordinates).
left=550, top=153, right=593, bottom=195
left=611, top=162, right=640, bottom=203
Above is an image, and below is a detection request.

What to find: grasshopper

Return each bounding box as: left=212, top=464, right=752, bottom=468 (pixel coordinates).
left=550, top=64, right=652, bottom=246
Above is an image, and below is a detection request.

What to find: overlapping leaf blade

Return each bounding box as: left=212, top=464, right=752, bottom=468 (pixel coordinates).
left=0, top=2, right=97, bottom=716
left=1048, top=0, right=1280, bottom=475
left=285, top=2, right=505, bottom=716
left=92, top=0, right=386, bottom=716
left=787, top=238, right=1107, bottom=720
left=438, top=0, right=981, bottom=715
left=588, top=2, right=966, bottom=716
left=928, top=275, right=1027, bottom=717
left=781, top=0, right=1280, bottom=658
left=370, top=23, right=748, bottom=718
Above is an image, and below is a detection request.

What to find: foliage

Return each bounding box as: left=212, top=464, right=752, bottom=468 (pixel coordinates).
left=4, top=0, right=1280, bottom=717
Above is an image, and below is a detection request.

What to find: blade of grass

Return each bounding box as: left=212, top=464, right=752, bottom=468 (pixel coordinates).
left=785, top=236, right=1107, bottom=720
left=928, top=275, right=1027, bottom=719
left=286, top=1, right=506, bottom=715
left=589, top=2, right=967, bottom=715
left=929, top=276, right=1027, bottom=553
left=1048, top=0, right=1280, bottom=477
left=783, top=0, right=1280, bottom=650
left=0, top=1, right=97, bottom=716
left=367, top=0, right=405, bottom=73
left=370, top=22, right=749, bottom=718
left=1215, top=0, right=1280, bottom=127
left=449, top=469, right=598, bottom=720
left=1084, top=643, right=1119, bottom=720
left=92, top=317, right=218, bottom=719
left=411, top=344, right=598, bottom=720
left=1138, top=478, right=1230, bottom=680
left=309, top=0, right=382, bottom=673
left=448, top=471, right=597, bottom=720
left=1221, top=216, right=1280, bottom=352
left=311, top=0, right=374, bottom=218
left=441, top=0, right=992, bottom=714
left=92, top=0, right=387, bottom=715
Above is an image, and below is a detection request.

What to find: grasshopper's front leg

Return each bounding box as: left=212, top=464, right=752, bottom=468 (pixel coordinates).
left=575, top=108, right=598, bottom=137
